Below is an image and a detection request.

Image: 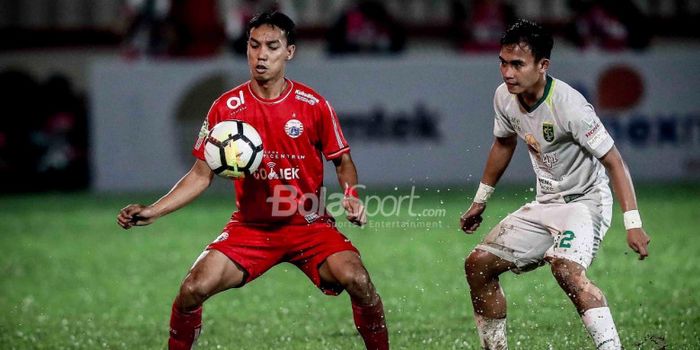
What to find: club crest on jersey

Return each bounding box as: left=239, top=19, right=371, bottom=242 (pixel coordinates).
left=284, top=119, right=304, bottom=138
left=543, top=122, right=555, bottom=142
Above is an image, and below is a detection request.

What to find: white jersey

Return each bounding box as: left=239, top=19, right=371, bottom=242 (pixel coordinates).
left=493, top=76, right=615, bottom=204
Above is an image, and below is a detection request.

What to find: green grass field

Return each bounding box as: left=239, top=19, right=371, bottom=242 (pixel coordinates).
left=1, top=183, right=699, bottom=349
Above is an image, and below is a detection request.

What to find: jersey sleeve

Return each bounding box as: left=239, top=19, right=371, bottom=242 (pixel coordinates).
left=566, top=102, right=614, bottom=158
left=319, top=99, right=350, bottom=160
left=192, top=101, right=219, bottom=160
left=493, top=92, right=516, bottom=138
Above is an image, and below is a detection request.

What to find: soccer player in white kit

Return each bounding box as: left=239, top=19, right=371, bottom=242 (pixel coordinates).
left=460, top=19, right=650, bottom=350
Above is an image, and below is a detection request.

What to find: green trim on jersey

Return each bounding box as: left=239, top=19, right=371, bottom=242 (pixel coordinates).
left=545, top=78, right=556, bottom=108
left=518, top=75, right=554, bottom=113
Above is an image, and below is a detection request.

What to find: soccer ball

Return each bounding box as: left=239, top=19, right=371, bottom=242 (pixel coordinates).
left=204, top=120, right=263, bottom=178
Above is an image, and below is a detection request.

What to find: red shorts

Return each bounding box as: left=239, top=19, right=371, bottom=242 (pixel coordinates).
left=207, top=221, right=359, bottom=295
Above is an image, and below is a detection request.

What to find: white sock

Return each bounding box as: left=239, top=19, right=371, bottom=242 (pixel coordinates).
left=581, top=307, right=621, bottom=350
left=474, top=314, right=507, bottom=350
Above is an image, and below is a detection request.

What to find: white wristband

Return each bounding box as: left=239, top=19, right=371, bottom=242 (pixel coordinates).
left=474, top=182, right=495, bottom=204
left=623, top=210, right=642, bottom=230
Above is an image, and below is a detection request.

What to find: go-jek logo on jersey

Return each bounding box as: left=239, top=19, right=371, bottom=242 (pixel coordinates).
left=226, top=91, right=245, bottom=109
left=253, top=161, right=300, bottom=180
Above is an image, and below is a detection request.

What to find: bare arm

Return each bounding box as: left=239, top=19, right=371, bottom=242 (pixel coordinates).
left=461, top=135, right=518, bottom=233
left=599, top=145, right=650, bottom=260
left=333, top=152, right=366, bottom=226
left=480, top=135, right=518, bottom=187
left=117, top=159, right=214, bottom=229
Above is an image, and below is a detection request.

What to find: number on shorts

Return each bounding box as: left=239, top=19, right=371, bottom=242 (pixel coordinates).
left=558, top=230, right=576, bottom=248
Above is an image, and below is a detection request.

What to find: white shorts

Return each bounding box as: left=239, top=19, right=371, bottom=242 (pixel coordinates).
left=476, top=198, right=612, bottom=273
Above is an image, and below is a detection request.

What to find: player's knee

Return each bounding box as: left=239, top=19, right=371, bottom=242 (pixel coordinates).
left=347, top=271, right=371, bottom=292
left=338, top=268, right=372, bottom=295
left=465, top=250, right=495, bottom=285
left=178, top=278, right=211, bottom=308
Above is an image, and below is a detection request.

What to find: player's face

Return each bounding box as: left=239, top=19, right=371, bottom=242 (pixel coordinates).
left=247, top=25, right=295, bottom=83
left=499, top=43, right=548, bottom=95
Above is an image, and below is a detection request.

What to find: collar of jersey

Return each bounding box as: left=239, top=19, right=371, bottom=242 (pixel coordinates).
left=247, top=78, right=294, bottom=104
left=517, top=75, right=553, bottom=113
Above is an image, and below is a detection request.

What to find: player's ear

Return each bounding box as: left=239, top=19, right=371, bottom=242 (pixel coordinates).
left=286, top=44, right=296, bottom=61
left=539, top=58, right=550, bottom=72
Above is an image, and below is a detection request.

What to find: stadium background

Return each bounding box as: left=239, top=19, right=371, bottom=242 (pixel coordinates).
left=1, top=1, right=699, bottom=349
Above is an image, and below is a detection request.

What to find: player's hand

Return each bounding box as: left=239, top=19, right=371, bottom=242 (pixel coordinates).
left=626, top=227, right=650, bottom=260
left=343, top=196, right=367, bottom=227
left=117, top=204, right=158, bottom=229
left=460, top=202, right=486, bottom=234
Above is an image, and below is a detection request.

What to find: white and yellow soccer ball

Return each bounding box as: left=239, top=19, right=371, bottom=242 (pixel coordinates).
left=204, top=120, right=263, bottom=179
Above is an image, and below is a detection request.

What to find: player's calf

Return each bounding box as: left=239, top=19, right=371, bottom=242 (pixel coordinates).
left=465, top=250, right=514, bottom=350
left=549, top=258, right=606, bottom=313
left=169, top=302, right=202, bottom=350
left=351, top=296, right=389, bottom=350
left=465, top=249, right=512, bottom=317
left=333, top=262, right=390, bottom=349
left=549, top=258, right=621, bottom=350
left=320, top=252, right=388, bottom=350
left=169, top=250, right=246, bottom=349
left=168, top=280, right=212, bottom=350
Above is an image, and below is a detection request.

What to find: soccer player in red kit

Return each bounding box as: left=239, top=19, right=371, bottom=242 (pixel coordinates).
left=117, top=11, right=389, bottom=350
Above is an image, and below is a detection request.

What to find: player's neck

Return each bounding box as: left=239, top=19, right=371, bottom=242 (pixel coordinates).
left=251, top=77, right=288, bottom=100
left=519, top=74, right=548, bottom=107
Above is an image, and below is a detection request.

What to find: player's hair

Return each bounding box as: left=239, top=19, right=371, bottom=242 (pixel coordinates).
left=501, top=19, right=553, bottom=62
left=247, top=11, right=296, bottom=46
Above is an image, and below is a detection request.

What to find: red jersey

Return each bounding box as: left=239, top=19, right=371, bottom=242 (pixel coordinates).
left=193, top=79, right=350, bottom=225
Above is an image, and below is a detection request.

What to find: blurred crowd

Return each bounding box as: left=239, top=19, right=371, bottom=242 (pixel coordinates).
left=120, top=0, right=653, bottom=59
left=122, top=0, right=389, bottom=58
left=564, top=0, right=650, bottom=50
left=0, top=70, right=89, bottom=193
